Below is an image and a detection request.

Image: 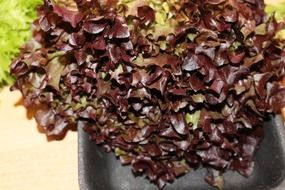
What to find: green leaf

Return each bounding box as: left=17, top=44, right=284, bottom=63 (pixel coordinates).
left=187, top=33, right=198, bottom=42
left=255, top=23, right=267, bottom=35
left=185, top=110, right=201, bottom=130
left=0, top=0, right=42, bottom=86
left=162, top=2, right=169, bottom=13
left=115, top=147, right=127, bottom=156
left=155, top=11, right=166, bottom=25
left=266, top=2, right=285, bottom=21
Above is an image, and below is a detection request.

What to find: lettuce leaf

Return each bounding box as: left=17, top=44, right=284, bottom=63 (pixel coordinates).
left=266, top=1, right=285, bottom=21
left=266, top=1, right=285, bottom=38
left=0, top=0, right=41, bottom=87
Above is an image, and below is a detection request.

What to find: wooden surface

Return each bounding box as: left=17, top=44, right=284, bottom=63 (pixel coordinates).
left=0, top=1, right=284, bottom=190
left=0, top=87, right=78, bottom=190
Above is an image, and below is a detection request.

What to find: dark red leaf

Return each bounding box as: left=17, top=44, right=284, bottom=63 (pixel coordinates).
left=170, top=113, right=188, bottom=135
left=137, top=6, right=155, bottom=25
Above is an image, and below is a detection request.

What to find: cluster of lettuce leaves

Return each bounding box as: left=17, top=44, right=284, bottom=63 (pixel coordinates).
left=0, top=0, right=283, bottom=88
left=9, top=0, right=285, bottom=189
left=0, top=0, right=42, bottom=86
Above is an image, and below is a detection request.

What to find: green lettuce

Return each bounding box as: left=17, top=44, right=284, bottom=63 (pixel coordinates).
left=0, top=0, right=41, bottom=86
left=266, top=1, right=285, bottom=38
left=266, top=1, right=285, bottom=21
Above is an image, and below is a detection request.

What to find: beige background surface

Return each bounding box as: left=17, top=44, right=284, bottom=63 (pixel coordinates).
left=0, top=1, right=283, bottom=190
left=0, top=87, right=78, bottom=190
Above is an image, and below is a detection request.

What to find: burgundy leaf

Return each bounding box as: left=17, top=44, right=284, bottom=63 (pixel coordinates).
left=170, top=113, right=188, bottom=135
left=108, top=17, right=130, bottom=39
left=138, top=6, right=155, bottom=25
left=53, top=5, right=84, bottom=28
left=83, top=22, right=107, bottom=34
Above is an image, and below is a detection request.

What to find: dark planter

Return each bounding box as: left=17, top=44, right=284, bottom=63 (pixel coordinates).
left=79, top=116, right=285, bottom=190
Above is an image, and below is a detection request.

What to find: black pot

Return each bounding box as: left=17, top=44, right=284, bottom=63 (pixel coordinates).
left=78, top=116, right=285, bottom=190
